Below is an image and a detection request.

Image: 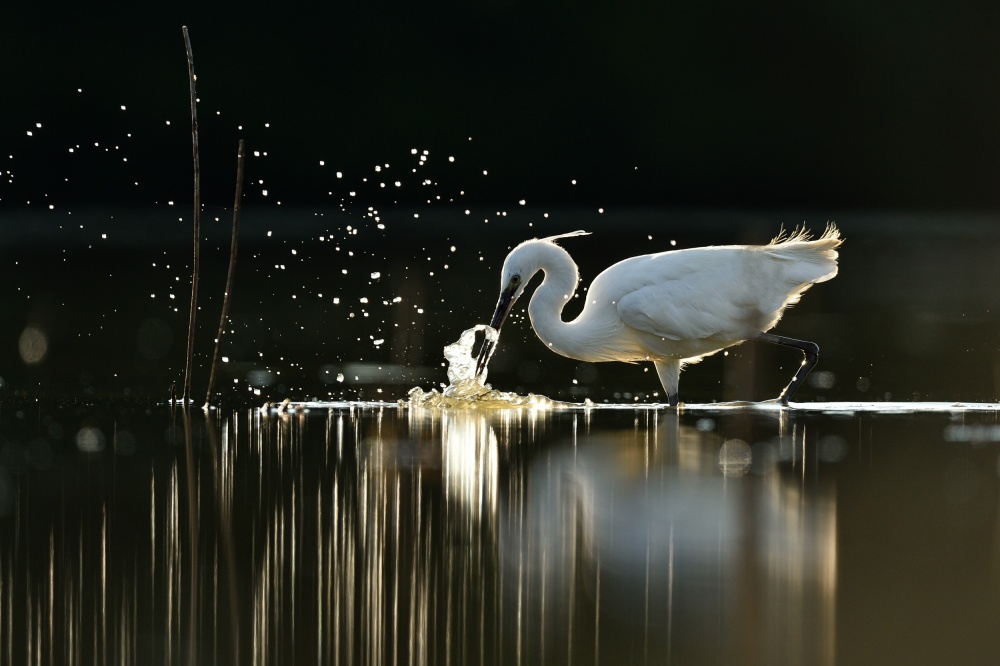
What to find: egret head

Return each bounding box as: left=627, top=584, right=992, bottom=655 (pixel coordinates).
left=475, top=231, right=590, bottom=380
left=472, top=255, right=531, bottom=379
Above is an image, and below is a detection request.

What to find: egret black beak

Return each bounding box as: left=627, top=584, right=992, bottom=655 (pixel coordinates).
left=475, top=285, right=517, bottom=379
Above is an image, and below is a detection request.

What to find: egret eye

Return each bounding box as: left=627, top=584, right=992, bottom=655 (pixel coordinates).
left=511, top=274, right=521, bottom=285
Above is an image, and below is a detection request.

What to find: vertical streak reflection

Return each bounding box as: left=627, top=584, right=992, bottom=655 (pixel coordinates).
left=166, top=461, right=179, bottom=665
left=181, top=411, right=199, bottom=666
left=0, top=404, right=848, bottom=664
left=48, top=529, right=54, bottom=663
left=206, top=412, right=241, bottom=664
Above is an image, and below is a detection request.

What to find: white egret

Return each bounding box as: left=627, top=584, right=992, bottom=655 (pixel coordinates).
left=475, top=226, right=842, bottom=405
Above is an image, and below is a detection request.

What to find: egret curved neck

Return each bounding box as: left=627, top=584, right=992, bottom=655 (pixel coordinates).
left=527, top=260, right=582, bottom=357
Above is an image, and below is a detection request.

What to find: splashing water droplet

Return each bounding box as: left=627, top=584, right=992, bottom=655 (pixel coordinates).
left=444, top=325, right=497, bottom=386
left=407, top=325, right=559, bottom=409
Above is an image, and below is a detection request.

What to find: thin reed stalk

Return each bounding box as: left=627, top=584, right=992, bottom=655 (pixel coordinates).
left=204, top=139, right=246, bottom=409
left=181, top=25, right=201, bottom=405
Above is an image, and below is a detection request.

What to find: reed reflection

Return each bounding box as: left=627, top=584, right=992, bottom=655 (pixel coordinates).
left=0, top=405, right=838, bottom=665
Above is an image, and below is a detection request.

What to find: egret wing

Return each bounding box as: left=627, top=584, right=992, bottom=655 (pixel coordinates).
left=617, top=281, right=748, bottom=341
left=609, top=250, right=759, bottom=342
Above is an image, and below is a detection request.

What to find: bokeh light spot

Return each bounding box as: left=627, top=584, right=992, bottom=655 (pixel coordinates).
left=719, top=439, right=752, bottom=477
left=76, top=426, right=106, bottom=453
left=18, top=326, right=48, bottom=364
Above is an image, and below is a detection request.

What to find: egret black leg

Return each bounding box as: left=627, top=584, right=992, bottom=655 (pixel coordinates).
left=757, top=333, right=820, bottom=406
left=666, top=393, right=679, bottom=407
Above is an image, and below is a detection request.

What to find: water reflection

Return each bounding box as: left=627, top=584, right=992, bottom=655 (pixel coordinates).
left=483, top=411, right=837, bottom=665
left=1, top=405, right=1000, bottom=663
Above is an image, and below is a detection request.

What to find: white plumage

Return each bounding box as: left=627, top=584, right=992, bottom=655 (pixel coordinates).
left=476, top=226, right=842, bottom=405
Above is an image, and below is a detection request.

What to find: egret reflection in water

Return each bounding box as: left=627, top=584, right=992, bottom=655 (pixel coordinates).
left=485, top=410, right=837, bottom=665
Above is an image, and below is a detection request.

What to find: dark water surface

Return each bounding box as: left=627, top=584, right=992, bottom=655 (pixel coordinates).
left=2, top=402, right=1000, bottom=665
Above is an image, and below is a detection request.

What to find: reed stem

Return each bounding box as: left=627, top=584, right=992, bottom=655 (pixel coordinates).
left=181, top=25, right=201, bottom=405
left=204, top=139, right=245, bottom=409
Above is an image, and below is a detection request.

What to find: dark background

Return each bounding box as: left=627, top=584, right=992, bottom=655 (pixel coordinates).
left=2, top=2, right=1000, bottom=404
left=4, top=1, right=1000, bottom=211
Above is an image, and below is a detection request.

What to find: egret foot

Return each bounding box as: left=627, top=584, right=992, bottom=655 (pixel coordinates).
left=757, top=333, right=820, bottom=405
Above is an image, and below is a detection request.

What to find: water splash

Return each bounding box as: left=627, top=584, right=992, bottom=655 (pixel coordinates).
left=408, top=325, right=562, bottom=408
